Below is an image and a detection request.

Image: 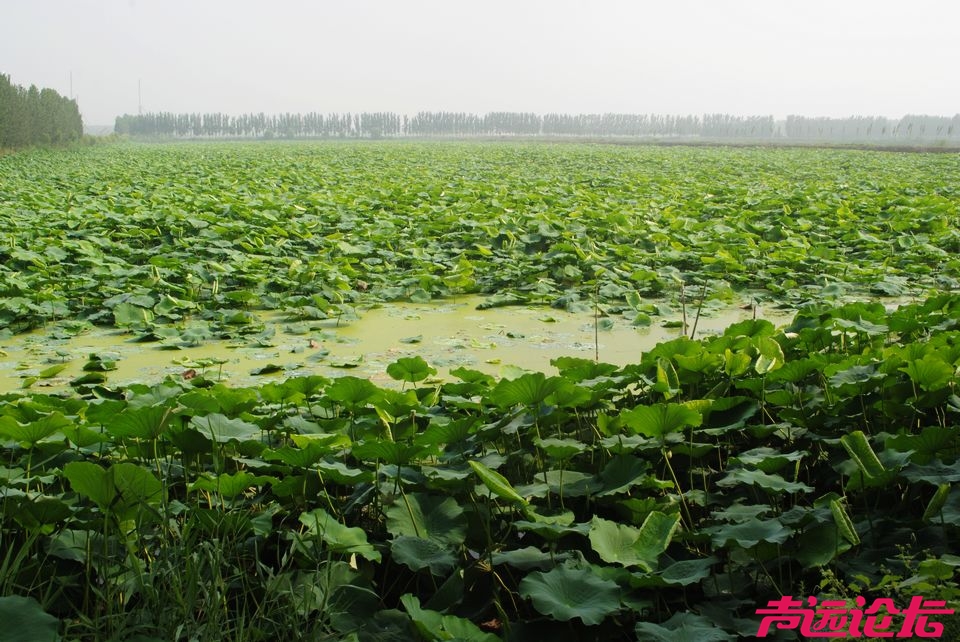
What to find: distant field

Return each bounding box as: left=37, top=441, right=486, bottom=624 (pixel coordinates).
left=1, top=141, right=958, bottom=336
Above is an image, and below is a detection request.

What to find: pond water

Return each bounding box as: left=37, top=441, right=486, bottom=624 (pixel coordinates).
left=0, top=296, right=796, bottom=393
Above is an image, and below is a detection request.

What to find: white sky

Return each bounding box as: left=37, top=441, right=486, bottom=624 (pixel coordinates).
left=2, top=0, right=958, bottom=126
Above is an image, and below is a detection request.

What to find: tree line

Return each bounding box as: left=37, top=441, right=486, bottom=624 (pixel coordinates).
left=115, top=110, right=960, bottom=143
left=0, top=74, right=83, bottom=148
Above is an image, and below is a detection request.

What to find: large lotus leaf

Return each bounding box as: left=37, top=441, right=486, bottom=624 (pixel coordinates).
left=717, top=468, right=813, bottom=493
left=765, top=356, right=826, bottom=384
left=834, top=316, right=889, bottom=336
left=125, top=382, right=183, bottom=409
left=190, top=413, right=261, bottom=443
left=828, top=363, right=884, bottom=391
left=527, top=469, right=602, bottom=498
left=796, top=523, right=851, bottom=567
left=491, top=546, right=569, bottom=570
left=203, top=385, right=259, bottom=415
left=46, top=529, right=99, bottom=565
left=449, top=366, right=495, bottom=386
left=619, top=403, right=702, bottom=439
left=12, top=496, right=73, bottom=530
left=658, top=556, right=719, bottom=586
left=113, top=301, right=155, bottom=326
left=548, top=380, right=596, bottom=408
left=352, top=440, right=434, bottom=466
left=923, top=484, right=951, bottom=522
left=266, top=434, right=350, bottom=467
left=36, top=363, right=68, bottom=379
left=534, top=437, right=586, bottom=460
left=0, top=595, right=60, bottom=642
left=105, top=404, right=172, bottom=440
left=374, top=387, right=424, bottom=420
left=599, top=433, right=662, bottom=454
left=635, top=612, right=736, bottom=641
left=754, top=336, right=785, bottom=374
left=589, top=517, right=645, bottom=568
left=280, top=375, right=330, bottom=398
left=326, top=376, right=381, bottom=408
left=842, top=447, right=910, bottom=491
left=63, top=461, right=115, bottom=509
left=314, top=460, right=374, bottom=485
left=413, top=417, right=477, bottom=447
left=189, top=471, right=276, bottom=498
left=514, top=511, right=589, bottom=541
left=298, top=508, right=381, bottom=562
left=82, top=398, right=128, bottom=425
left=710, top=502, right=770, bottom=523
left=723, top=318, right=775, bottom=341
left=596, top=455, right=650, bottom=496
left=589, top=512, right=680, bottom=571
left=707, top=517, right=792, bottom=549
left=486, top=372, right=563, bottom=408
left=901, top=355, right=955, bottom=391
left=699, top=396, right=758, bottom=434
left=901, top=459, right=960, bottom=485
left=64, top=461, right=163, bottom=518
left=386, top=356, right=437, bottom=383
left=110, top=462, right=164, bottom=507
left=390, top=536, right=455, bottom=576
left=153, top=293, right=197, bottom=317
left=174, top=391, right=221, bottom=415
left=518, top=565, right=621, bottom=625
left=728, top=447, right=806, bottom=474
left=468, top=459, right=528, bottom=506
left=550, top=356, right=619, bottom=381
left=326, top=584, right=385, bottom=637
left=0, top=412, right=71, bottom=446
left=653, top=357, right=680, bottom=398
left=674, top=349, right=722, bottom=373
left=839, top=430, right=886, bottom=480
left=829, top=498, right=860, bottom=545
left=723, top=348, right=753, bottom=377
left=385, top=492, right=466, bottom=545
left=886, top=426, right=959, bottom=464
left=400, top=594, right=499, bottom=642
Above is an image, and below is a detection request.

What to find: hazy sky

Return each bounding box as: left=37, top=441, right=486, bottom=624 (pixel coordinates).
left=3, top=0, right=958, bottom=125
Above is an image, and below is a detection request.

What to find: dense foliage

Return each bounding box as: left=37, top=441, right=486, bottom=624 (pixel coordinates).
left=1, top=142, right=958, bottom=640
left=1, top=297, right=959, bottom=640
left=1, top=143, right=959, bottom=337
left=114, top=111, right=960, bottom=144
left=0, top=73, right=83, bottom=149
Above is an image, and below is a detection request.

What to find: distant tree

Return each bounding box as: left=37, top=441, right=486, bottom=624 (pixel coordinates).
left=0, top=73, right=81, bottom=148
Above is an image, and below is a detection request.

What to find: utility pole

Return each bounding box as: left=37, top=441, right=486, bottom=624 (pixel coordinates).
left=69, top=71, right=73, bottom=99
left=138, top=79, right=142, bottom=115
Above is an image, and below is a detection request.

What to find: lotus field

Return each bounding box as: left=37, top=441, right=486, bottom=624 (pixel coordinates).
left=1, top=142, right=959, bottom=640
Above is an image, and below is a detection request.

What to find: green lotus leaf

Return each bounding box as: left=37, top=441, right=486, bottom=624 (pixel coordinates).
left=390, top=536, right=455, bottom=576
left=589, top=511, right=680, bottom=571
left=0, top=595, right=60, bottom=642
left=486, top=371, right=563, bottom=408
left=717, top=468, right=813, bottom=493
left=190, top=413, right=261, bottom=443
left=400, top=594, right=499, bottom=642
left=386, top=356, right=437, bottom=383
left=619, top=403, right=702, bottom=440
left=298, top=508, right=381, bottom=562
left=635, top=612, right=736, bottom=641
left=707, top=517, right=792, bottom=548
left=385, top=492, right=466, bottom=545
left=518, top=565, right=621, bottom=625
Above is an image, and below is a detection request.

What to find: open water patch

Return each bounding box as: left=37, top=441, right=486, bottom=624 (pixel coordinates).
left=0, top=296, right=795, bottom=393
